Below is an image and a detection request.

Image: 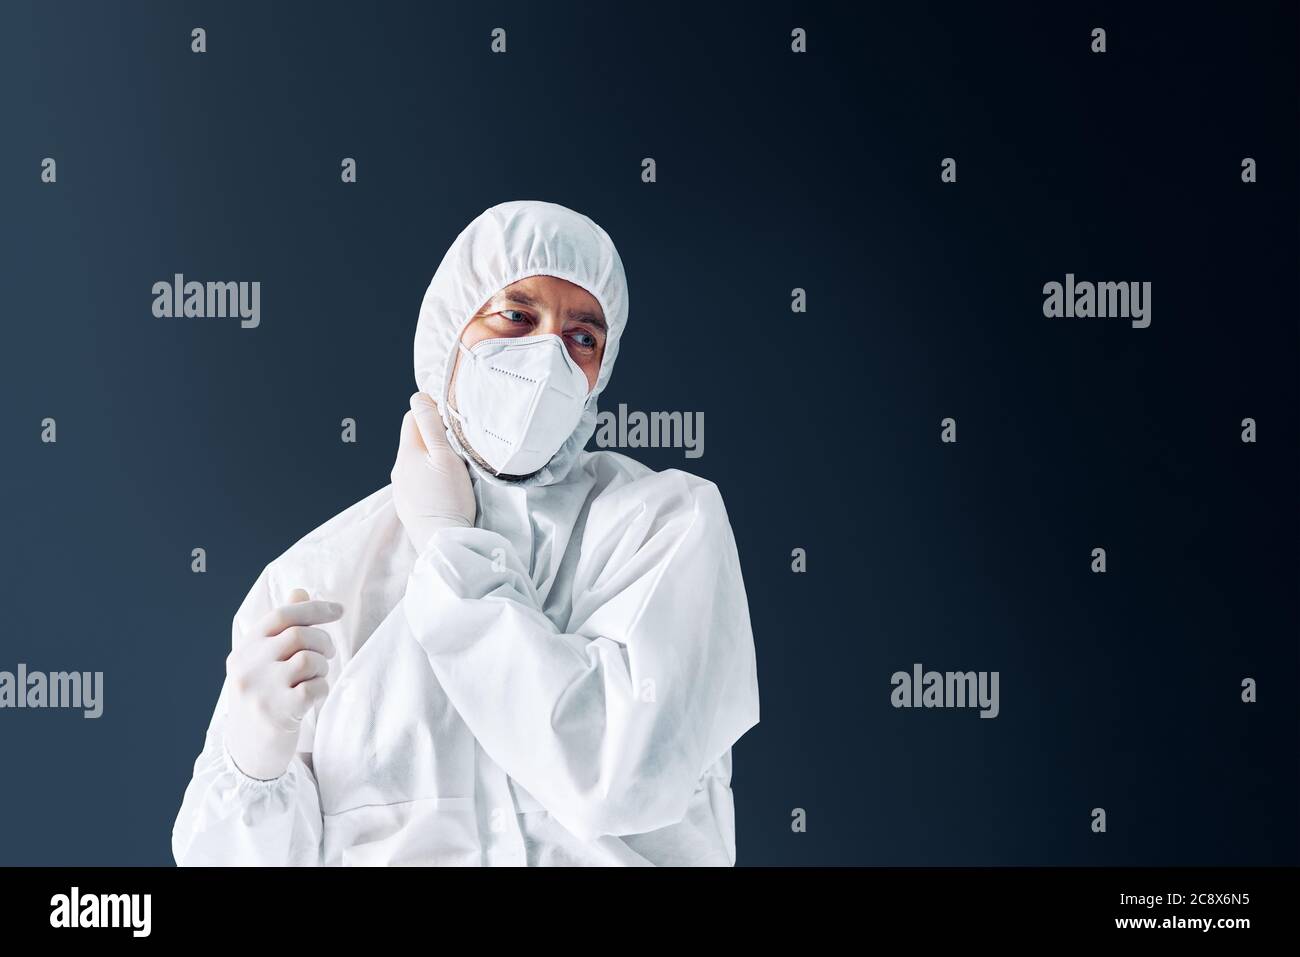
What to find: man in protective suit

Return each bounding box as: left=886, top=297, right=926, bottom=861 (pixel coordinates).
left=172, top=200, right=761, bottom=866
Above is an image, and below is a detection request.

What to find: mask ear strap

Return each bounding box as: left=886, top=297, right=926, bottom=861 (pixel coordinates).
left=447, top=339, right=475, bottom=428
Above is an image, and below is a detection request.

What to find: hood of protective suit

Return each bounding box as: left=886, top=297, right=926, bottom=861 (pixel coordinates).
left=413, top=200, right=629, bottom=488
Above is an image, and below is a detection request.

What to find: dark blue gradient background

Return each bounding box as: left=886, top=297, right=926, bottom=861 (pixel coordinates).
left=1, top=1, right=1296, bottom=865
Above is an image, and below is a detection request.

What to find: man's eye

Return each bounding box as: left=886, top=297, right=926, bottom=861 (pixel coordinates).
left=501, top=310, right=531, bottom=324
left=571, top=331, right=596, bottom=349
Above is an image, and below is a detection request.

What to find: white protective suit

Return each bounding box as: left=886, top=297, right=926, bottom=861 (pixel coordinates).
left=172, top=200, right=761, bottom=866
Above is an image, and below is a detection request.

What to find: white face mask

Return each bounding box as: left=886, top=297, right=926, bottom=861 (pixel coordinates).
left=450, top=334, right=591, bottom=476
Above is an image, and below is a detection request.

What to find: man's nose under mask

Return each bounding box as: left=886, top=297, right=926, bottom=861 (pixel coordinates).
left=450, top=334, right=591, bottom=477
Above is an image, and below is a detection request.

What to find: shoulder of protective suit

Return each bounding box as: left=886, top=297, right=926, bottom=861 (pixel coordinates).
left=259, top=485, right=399, bottom=583
left=285, top=484, right=396, bottom=548
left=583, top=451, right=729, bottom=522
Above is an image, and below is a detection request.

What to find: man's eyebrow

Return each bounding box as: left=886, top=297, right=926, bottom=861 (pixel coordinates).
left=493, top=290, right=606, bottom=331
left=495, top=290, right=540, bottom=308
left=566, top=309, right=606, bottom=331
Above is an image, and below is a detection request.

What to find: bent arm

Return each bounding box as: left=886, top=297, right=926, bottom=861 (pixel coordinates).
left=402, top=478, right=759, bottom=843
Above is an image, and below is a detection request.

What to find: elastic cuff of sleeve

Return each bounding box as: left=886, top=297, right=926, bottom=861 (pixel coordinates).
left=221, top=737, right=292, bottom=791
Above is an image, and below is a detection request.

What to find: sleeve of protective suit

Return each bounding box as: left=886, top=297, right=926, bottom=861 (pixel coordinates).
left=171, top=567, right=325, bottom=867
left=402, top=473, right=760, bottom=843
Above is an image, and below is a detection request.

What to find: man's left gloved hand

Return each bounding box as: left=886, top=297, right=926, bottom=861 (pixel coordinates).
left=391, top=391, right=476, bottom=551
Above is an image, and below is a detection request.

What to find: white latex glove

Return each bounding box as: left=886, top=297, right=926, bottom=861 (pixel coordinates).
left=223, top=588, right=341, bottom=780
left=391, top=391, right=476, bottom=550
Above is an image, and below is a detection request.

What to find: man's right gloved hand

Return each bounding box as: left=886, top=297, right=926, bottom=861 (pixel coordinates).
left=223, top=588, right=342, bottom=780
left=391, top=391, right=477, bottom=551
